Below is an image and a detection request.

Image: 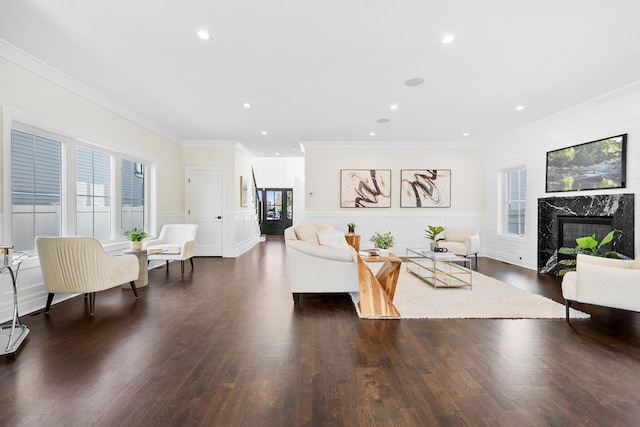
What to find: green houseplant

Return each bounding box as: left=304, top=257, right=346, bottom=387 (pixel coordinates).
left=425, top=225, right=445, bottom=251
left=125, top=228, right=148, bottom=251
left=347, top=222, right=356, bottom=233
left=557, top=229, right=625, bottom=275
left=370, top=231, right=394, bottom=257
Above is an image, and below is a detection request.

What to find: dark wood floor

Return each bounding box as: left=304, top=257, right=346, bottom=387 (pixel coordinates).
left=2, top=239, right=640, bottom=427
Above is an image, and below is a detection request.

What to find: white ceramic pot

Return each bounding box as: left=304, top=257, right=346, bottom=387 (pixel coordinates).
left=130, top=241, right=143, bottom=251
left=378, top=249, right=389, bottom=257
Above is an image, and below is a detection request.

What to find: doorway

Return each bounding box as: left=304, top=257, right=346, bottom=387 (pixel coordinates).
left=260, top=188, right=293, bottom=235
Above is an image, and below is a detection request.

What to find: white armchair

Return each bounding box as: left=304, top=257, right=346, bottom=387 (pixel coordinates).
left=562, top=254, right=640, bottom=322
left=284, top=222, right=359, bottom=303
left=437, top=228, right=480, bottom=269
left=143, top=224, right=199, bottom=274
left=36, top=236, right=139, bottom=316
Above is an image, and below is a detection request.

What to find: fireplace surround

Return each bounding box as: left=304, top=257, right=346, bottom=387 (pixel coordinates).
left=538, top=193, right=634, bottom=272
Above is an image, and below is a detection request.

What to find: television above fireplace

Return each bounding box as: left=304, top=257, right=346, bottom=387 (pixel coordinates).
left=546, top=134, right=627, bottom=193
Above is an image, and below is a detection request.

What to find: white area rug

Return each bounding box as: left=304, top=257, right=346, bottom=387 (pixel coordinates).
left=354, top=263, right=590, bottom=320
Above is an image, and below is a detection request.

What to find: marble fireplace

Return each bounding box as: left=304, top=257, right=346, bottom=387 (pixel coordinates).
left=538, top=193, right=634, bottom=273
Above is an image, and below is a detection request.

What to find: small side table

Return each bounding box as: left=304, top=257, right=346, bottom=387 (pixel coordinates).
left=122, top=250, right=148, bottom=289
left=344, top=233, right=361, bottom=252
left=0, top=249, right=29, bottom=357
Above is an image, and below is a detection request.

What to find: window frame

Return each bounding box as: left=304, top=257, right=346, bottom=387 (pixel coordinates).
left=500, top=166, right=527, bottom=238
left=3, top=110, right=155, bottom=249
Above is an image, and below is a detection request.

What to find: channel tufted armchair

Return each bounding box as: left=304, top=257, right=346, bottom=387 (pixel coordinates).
left=36, top=236, right=140, bottom=316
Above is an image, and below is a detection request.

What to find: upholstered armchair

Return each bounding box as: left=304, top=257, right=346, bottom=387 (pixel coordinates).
left=284, top=222, right=359, bottom=303
left=36, top=236, right=140, bottom=316
left=562, top=254, right=640, bottom=322
left=143, top=224, right=199, bottom=274
left=437, top=227, right=480, bottom=269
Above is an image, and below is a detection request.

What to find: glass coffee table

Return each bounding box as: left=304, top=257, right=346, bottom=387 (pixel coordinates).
left=406, top=248, right=473, bottom=289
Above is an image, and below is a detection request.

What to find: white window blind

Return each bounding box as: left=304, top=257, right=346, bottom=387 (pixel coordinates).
left=11, top=129, right=62, bottom=251
left=507, top=168, right=527, bottom=235
left=121, top=159, right=145, bottom=233
left=76, top=146, right=111, bottom=241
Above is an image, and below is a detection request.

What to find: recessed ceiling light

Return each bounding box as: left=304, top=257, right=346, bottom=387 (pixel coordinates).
left=275, top=152, right=280, bottom=156
left=196, top=30, right=211, bottom=40
left=442, top=34, right=456, bottom=44
left=463, top=132, right=470, bottom=136
left=261, top=131, right=267, bottom=135
left=369, top=132, right=376, bottom=136
left=376, top=118, right=390, bottom=124
left=404, top=77, right=424, bottom=87
left=243, top=102, right=252, bottom=109
left=515, top=105, right=526, bottom=111
left=390, top=104, right=399, bottom=111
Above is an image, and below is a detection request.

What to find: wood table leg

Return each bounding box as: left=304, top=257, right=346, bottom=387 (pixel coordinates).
left=374, top=257, right=402, bottom=300
left=357, top=257, right=400, bottom=318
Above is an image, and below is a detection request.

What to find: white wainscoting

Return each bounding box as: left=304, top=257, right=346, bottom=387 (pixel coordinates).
left=304, top=211, right=485, bottom=256
left=223, top=211, right=261, bottom=257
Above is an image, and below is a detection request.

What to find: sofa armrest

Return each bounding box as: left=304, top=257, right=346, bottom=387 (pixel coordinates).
left=466, top=234, right=480, bottom=255
left=576, top=261, right=640, bottom=311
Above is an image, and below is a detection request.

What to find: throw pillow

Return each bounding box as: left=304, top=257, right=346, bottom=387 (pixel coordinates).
left=316, top=230, right=346, bottom=248
left=294, top=223, right=319, bottom=244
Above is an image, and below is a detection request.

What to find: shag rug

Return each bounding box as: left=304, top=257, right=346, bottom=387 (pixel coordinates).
left=353, top=263, right=590, bottom=320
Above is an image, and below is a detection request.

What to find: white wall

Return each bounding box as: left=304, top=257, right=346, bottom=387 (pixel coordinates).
left=484, top=82, right=640, bottom=270
left=303, top=143, right=485, bottom=253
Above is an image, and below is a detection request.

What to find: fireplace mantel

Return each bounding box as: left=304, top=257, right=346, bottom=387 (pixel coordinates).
left=538, top=193, right=634, bottom=272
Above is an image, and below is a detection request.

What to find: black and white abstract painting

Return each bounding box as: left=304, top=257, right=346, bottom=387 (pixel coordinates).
left=400, top=169, right=451, bottom=208
left=340, top=169, right=391, bottom=208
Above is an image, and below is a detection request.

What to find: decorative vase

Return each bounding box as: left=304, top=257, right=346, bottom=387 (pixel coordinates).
left=430, top=242, right=438, bottom=252
left=379, top=249, right=389, bottom=257
left=130, top=241, right=143, bottom=251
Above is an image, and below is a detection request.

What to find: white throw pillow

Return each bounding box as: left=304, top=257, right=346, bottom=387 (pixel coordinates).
left=294, top=223, right=319, bottom=244
left=316, top=230, right=346, bottom=248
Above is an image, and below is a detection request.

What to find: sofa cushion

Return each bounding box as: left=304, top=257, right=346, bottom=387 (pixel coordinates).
left=294, top=223, right=319, bottom=244
left=317, top=230, right=346, bottom=248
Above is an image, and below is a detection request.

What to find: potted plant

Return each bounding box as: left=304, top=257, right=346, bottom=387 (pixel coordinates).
left=347, top=222, right=356, bottom=233
left=125, top=228, right=148, bottom=251
left=557, top=230, right=625, bottom=275
left=370, top=231, right=394, bottom=257
left=425, top=225, right=445, bottom=252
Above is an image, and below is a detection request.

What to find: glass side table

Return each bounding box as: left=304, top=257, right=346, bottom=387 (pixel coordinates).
left=0, top=246, right=30, bottom=357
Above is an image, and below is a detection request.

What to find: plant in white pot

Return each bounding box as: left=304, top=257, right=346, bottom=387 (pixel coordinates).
left=125, top=228, right=148, bottom=251
left=370, top=231, right=394, bottom=257
left=425, top=225, right=445, bottom=252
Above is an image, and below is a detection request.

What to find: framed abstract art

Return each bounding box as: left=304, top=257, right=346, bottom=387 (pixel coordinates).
left=400, top=169, right=451, bottom=207
left=340, top=169, right=391, bottom=208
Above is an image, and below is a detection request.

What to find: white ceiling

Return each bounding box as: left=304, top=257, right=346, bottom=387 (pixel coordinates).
left=2, top=1, right=640, bottom=157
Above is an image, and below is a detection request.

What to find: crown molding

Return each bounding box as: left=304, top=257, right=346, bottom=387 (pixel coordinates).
left=0, top=39, right=181, bottom=145
left=300, top=140, right=482, bottom=150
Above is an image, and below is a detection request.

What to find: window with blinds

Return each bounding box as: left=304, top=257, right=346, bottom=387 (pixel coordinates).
left=76, top=146, right=111, bottom=241
left=507, top=168, right=527, bottom=235
left=121, top=159, right=145, bottom=233
left=11, top=129, right=62, bottom=251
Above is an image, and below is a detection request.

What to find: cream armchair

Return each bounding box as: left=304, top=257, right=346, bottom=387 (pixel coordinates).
left=562, top=254, right=640, bottom=322
left=36, top=236, right=139, bottom=316
left=284, top=222, right=359, bottom=303
left=143, top=224, right=199, bottom=274
left=437, top=228, right=480, bottom=269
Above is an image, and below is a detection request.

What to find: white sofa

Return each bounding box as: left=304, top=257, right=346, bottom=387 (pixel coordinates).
left=284, top=222, right=359, bottom=303
left=562, top=253, right=640, bottom=322
left=437, top=227, right=480, bottom=269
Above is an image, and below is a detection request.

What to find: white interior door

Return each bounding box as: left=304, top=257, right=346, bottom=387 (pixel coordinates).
left=185, top=167, right=224, bottom=256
